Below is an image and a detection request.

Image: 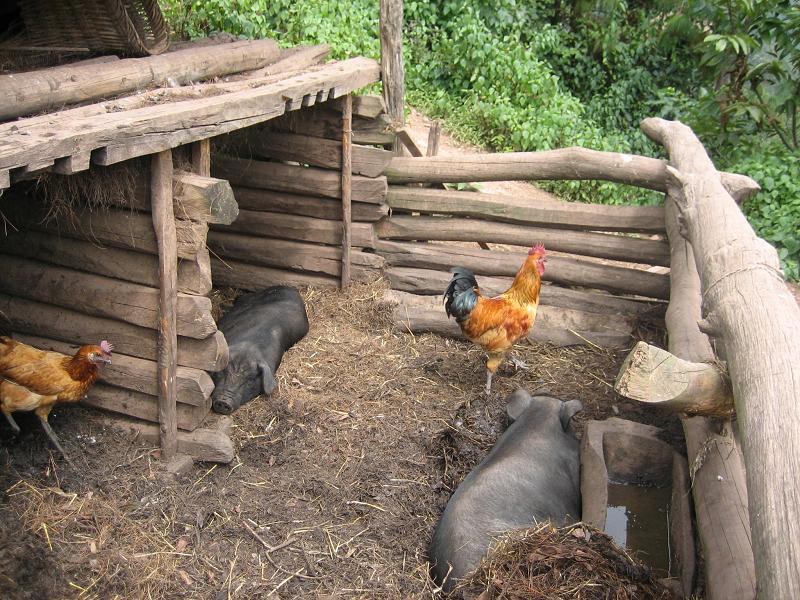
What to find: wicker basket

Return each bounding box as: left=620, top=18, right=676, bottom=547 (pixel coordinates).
left=17, top=0, right=170, bottom=55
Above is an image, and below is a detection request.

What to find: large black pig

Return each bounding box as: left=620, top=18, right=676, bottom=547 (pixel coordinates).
left=429, top=389, right=583, bottom=592
left=211, top=286, right=309, bottom=415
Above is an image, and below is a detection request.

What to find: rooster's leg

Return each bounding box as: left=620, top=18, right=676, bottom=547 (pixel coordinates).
left=485, top=354, right=504, bottom=396
left=35, top=407, right=76, bottom=469
left=3, top=411, right=20, bottom=435
left=484, top=370, right=493, bottom=396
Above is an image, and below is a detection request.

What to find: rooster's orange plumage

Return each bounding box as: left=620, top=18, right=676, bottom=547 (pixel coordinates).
left=444, top=243, right=546, bottom=395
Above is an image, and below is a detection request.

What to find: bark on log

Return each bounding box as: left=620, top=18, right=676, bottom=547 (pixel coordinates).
left=207, top=232, right=383, bottom=280
left=0, top=39, right=281, bottom=121
left=16, top=334, right=214, bottom=406
left=380, top=0, right=405, bottom=132
left=661, top=154, right=755, bottom=596
left=84, top=383, right=208, bottom=432
left=219, top=209, right=375, bottom=248
left=212, top=155, right=388, bottom=203
left=224, top=44, right=330, bottom=82
left=375, top=240, right=669, bottom=300
left=383, top=290, right=635, bottom=349
left=211, top=257, right=339, bottom=291
left=0, top=292, right=228, bottom=372
left=231, top=187, right=388, bottom=222
left=341, top=94, right=353, bottom=288
left=615, top=341, right=734, bottom=417
left=385, top=150, right=761, bottom=201
left=643, top=117, right=797, bottom=599
left=375, top=216, right=670, bottom=266
left=385, top=266, right=659, bottom=317
left=0, top=254, right=216, bottom=339
left=239, top=130, right=392, bottom=178
left=387, top=186, right=666, bottom=233
left=115, top=414, right=234, bottom=463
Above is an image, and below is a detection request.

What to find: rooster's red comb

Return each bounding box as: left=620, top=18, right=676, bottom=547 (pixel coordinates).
left=100, top=340, right=114, bottom=354
left=528, top=243, right=546, bottom=256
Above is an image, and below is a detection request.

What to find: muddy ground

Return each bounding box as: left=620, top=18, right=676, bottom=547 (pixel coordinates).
left=0, top=279, right=683, bottom=600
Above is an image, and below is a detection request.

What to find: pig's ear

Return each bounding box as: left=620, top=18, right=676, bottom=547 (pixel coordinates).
left=559, top=399, right=583, bottom=431
left=260, top=363, right=278, bottom=396
left=506, top=389, right=534, bottom=422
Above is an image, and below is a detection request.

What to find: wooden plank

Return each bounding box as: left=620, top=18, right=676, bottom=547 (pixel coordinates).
left=15, top=334, right=214, bottom=406
left=0, top=58, right=381, bottom=171
left=212, top=155, right=388, bottom=203
left=395, top=128, right=424, bottom=157
left=0, top=254, right=217, bottom=339
left=152, top=150, right=179, bottom=459
left=268, top=107, right=395, bottom=145
left=211, top=257, right=339, bottom=291
left=0, top=229, right=212, bottom=296
left=219, top=209, right=375, bottom=248
left=342, top=94, right=353, bottom=288
left=386, top=186, right=666, bottom=233
left=385, top=151, right=762, bottom=201
left=383, top=290, right=635, bottom=349
left=84, top=383, right=208, bottom=432
left=207, top=231, right=383, bottom=280
left=0, top=292, right=229, bottom=371
left=0, top=40, right=281, bottom=121
left=643, top=117, right=799, bottom=600
left=191, top=139, right=211, bottom=177
left=241, top=130, right=392, bottom=178
left=231, top=187, right=388, bottom=222
left=115, top=414, right=234, bottom=463
left=53, top=152, right=91, bottom=175
left=385, top=266, right=659, bottom=317
left=374, top=240, right=669, bottom=299
left=375, top=216, right=670, bottom=266
left=330, top=94, right=386, bottom=119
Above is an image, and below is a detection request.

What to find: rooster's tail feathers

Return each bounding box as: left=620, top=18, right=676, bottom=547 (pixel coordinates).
left=443, top=267, right=479, bottom=320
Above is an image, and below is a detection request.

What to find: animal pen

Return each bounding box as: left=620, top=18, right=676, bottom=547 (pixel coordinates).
left=1, top=9, right=799, bottom=600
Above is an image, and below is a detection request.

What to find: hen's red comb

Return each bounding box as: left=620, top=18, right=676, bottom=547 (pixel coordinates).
left=528, top=243, right=546, bottom=256
left=100, top=340, right=114, bottom=354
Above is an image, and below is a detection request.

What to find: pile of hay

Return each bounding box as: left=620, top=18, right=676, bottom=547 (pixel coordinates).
left=452, top=523, right=674, bottom=600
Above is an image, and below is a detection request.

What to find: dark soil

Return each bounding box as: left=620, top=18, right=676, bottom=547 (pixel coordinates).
left=0, top=280, right=683, bottom=599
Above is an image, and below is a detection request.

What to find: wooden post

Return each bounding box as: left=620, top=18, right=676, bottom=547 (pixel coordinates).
left=151, top=150, right=178, bottom=461
left=341, top=94, right=353, bottom=288
left=191, top=139, right=211, bottom=177
left=380, top=0, right=405, bottom=155
left=426, top=121, right=441, bottom=157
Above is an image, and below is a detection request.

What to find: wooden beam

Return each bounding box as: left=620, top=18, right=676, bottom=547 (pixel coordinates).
left=269, top=107, right=395, bottom=146
left=386, top=186, right=666, bottom=233
left=374, top=240, right=669, bottom=300
left=395, top=127, right=424, bottom=157
left=238, top=130, right=392, bottom=178
left=0, top=40, right=281, bottom=121
left=230, top=187, right=388, bottom=222
left=341, top=94, right=353, bottom=288
left=0, top=254, right=217, bottom=339
left=212, top=155, right=388, bottom=203
left=385, top=150, right=761, bottom=201
left=115, top=414, right=235, bottom=463
left=383, top=290, right=635, bottom=349
left=654, top=119, right=800, bottom=597
left=380, top=0, right=405, bottom=134
left=211, top=257, right=339, bottom=291
left=0, top=229, right=212, bottom=296
left=615, top=341, right=734, bottom=417
left=191, top=139, right=211, bottom=177
left=375, top=216, right=670, bottom=266
left=151, top=150, right=178, bottom=461
left=218, top=209, right=375, bottom=248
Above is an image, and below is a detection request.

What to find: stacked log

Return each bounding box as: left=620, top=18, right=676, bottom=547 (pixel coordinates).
left=375, top=184, right=669, bottom=348
left=207, top=96, right=391, bottom=291
left=0, top=167, right=236, bottom=433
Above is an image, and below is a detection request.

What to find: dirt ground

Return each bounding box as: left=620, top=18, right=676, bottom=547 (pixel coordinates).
left=0, top=277, right=682, bottom=600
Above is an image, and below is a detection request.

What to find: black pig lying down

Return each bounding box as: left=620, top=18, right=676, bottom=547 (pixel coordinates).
left=429, top=389, right=583, bottom=592
left=211, top=286, right=309, bottom=415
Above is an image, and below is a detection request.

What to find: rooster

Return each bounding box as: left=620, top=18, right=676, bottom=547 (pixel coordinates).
left=444, top=243, right=546, bottom=395
left=0, top=337, right=113, bottom=465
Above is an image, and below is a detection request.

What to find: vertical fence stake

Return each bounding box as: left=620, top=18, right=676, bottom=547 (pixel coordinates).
left=191, top=138, right=211, bottom=177
left=341, top=94, right=353, bottom=288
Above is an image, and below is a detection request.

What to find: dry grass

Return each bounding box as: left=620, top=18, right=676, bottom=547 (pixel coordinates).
left=0, top=279, right=681, bottom=599
left=453, top=522, right=673, bottom=600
